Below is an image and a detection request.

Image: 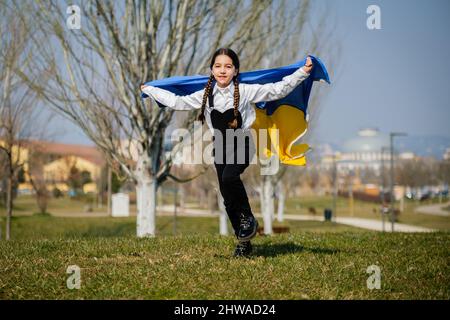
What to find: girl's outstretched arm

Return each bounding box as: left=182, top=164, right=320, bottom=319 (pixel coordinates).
left=140, top=85, right=203, bottom=110
left=243, top=57, right=313, bottom=104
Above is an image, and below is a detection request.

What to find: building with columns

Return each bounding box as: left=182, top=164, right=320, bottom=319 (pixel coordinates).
left=319, top=128, right=416, bottom=197
left=321, top=128, right=414, bottom=174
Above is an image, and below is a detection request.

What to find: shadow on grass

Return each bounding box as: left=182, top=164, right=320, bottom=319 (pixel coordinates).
left=213, top=242, right=341, bottom=259
left=64, top=223, right=135, bottom=238
left=252, top=242, right=340, bottom=258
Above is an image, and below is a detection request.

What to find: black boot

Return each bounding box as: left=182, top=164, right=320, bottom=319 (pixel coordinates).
left=237, top=213, right=258, bottom=241
left=234, top=241, right=252, bottom=257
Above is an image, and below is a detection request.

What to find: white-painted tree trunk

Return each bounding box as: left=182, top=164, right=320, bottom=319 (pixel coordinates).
left=277, top=180, right=285, bottom=222
left=220, top=211, right=228, bottom=236
left=260, top=175, right=273, bottom=235
left=135, top=154, right=157, bottom=237
left=136, top=175, right=157, bottom=237
left=217, top=189, right=228, bottom=236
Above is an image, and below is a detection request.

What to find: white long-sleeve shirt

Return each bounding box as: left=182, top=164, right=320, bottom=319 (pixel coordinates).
left=141, top=66, right=310, bottom=134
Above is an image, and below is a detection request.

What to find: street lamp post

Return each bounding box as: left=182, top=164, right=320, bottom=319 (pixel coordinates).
left=389, top=132, right=407, bottom=232
left=380, top=147, right=388, bottom=232
left=332, top=153, right=337, bottom=222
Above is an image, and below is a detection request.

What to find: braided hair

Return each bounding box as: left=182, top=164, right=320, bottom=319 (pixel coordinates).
left=198, top=48, right=240, bottom=128
left=197, top=74, right=215, bottom=124
left=227, top=76, right=240, bottom=129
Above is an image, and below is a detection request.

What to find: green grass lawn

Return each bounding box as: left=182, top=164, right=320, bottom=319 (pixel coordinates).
left=1, top=215, right=364, bottom=239
left=0, top=215, right=449, bottom=299
left=2, top=194, right=450, bottom=230
left=0, top=195, right=107, bottom=216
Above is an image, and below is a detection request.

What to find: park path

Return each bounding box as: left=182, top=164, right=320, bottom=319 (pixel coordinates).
left=157, top=205, right=436, bottom=233
left=49, top=204, right=436, bottom=233
left=414, top=202, right=450, bottom=217
left=283, top=214, right=435, bottom=233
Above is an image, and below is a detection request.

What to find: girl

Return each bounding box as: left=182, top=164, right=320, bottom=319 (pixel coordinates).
left=141, top=48, right=312, bottom=257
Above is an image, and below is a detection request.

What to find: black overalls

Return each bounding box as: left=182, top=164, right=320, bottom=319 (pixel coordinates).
left=208, top=87, right=256, bottom=236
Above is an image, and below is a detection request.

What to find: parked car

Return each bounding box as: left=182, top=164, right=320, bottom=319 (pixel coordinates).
left=419, top=192, right=431, bottom=201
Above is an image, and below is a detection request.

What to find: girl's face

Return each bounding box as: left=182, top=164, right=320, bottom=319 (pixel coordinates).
left=212, top=54, right=238, bottom=88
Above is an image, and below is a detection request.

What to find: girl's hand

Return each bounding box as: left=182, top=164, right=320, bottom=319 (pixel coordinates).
left=302, top=56, right=313, bottom=74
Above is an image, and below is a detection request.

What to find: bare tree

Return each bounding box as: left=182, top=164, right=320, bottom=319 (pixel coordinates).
left=14, top=0, right=325, bottom=237
left=397, top=157, right=441, bottom=189
left=0, top=3, right=44, bottom=239
left=0, top=150, right=7, bottom=238
left=438, top=159, right=450, bottom=186
left=28, top=155, right=51, bottom=215
left=397, top=158, right=430, bottom=189
left=26, top=144, right=55, bottom=215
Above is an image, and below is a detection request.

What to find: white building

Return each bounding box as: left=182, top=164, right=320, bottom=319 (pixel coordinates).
left=321, top=128, right=415, bottom=175
left=444, top=147, right=450, bottom=160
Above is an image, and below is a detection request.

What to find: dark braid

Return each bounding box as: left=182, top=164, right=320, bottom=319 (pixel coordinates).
left=198, top=74, right=215, bottom=124
left=227, top=76, right=240, bottom=129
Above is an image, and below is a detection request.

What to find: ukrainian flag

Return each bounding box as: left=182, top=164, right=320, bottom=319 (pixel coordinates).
left=142, top=55, right=330, bottom=166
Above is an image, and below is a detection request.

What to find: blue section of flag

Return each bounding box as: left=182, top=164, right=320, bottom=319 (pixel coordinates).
left=141, top=55, right=330, bottom=113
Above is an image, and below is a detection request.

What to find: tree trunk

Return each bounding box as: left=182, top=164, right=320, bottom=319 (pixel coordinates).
left=217, top=189, right=228, bottom=236
left=260, top=175, right=273, bottom=235
left=107, top=166, right=112, bottom=216
left=6, top=172, right=12, bottom=240
left=37, top=189, right=49, bottom=214
left=136, top=174, right=157, bottom=237
left=97, top=176, right=103, bottom=209
left=277, top=180, right=285, bottom=222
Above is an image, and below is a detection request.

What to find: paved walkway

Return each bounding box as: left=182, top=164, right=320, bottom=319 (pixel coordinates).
left=414, top=202, right=450, bottom=217
left=158, top=205, right=436, bottom=233
left=47, top=204, right=437, bottom=233
left=283, top=214, right=435, bottom=233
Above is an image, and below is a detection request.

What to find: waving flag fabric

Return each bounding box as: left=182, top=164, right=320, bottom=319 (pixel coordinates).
left=142, top=56, right=330, bottom=166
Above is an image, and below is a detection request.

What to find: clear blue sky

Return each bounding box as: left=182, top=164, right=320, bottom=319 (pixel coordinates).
left=51, top=0, right=450, bottom=146
left=314, top=0, right=450, bottom=145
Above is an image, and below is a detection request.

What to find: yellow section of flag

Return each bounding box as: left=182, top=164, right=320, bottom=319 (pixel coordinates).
left=252, top=105, right=310, bottom=166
